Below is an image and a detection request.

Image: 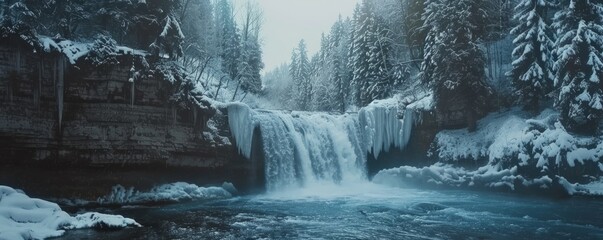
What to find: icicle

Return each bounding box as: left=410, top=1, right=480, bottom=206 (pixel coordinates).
left=227, top=103, right=256, bottom=159
left=56, top=55, right=65, bottom=135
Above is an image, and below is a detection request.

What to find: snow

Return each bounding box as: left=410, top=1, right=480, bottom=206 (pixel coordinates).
left=97, top=182, right=232, bottom=205
left=413, top=107, right=603, bottom=196
left=37, top=36, right=147, bottom=64
left=373, top=163, right=582, bottom=195
left=434, top=108, right=603, bottom=168
left=406, top=94, right=434, bottom=111
left=577, top=179, right=603, bottom=195
left=116, top=46, right=147, bottom=56
left=434, top=108, right=532, bottom=162
left=67, top=212, right=141, bottom=230
left=0, top=186, right=140, bottom=240
left=57, top=40, right=91, bottom=64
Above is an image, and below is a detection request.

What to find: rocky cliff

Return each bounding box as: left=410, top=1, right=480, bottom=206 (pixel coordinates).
left=0, top=42, right=259, bottom=200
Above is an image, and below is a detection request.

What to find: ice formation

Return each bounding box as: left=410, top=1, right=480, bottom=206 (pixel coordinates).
left=0, top=186, right=140, bottom=240
left=97, top=182, right=233, bottom=205
left=227, top=99, right=416, bottom=191
left=359, top=98, right=414, bottom=159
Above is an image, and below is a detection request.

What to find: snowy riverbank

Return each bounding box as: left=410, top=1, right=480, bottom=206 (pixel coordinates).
left=0, top=186, right=140, bottom=240
left=375, top=108, right=603, bottom=196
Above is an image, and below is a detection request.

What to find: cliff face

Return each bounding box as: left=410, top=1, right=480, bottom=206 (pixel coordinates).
left=0, top=43, right=258, bottom=199
left=0, top=101, right=234, bottom=167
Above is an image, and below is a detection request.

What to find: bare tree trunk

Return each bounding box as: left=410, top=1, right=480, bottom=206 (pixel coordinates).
left=195, top=57, right=212, bottom=84
left=214, top=76, right=227, bottom=100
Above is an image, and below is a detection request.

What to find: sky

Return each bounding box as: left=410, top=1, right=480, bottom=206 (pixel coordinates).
left=233, top=0, right=360, bottom=73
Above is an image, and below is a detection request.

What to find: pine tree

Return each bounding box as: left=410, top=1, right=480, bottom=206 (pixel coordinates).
left=329, top=17, right=351, bottom=113
left=350, top=2, right=371, bottom=107
left=239, top=37, right=263, bottom=95
left=428, top=0, right=492, bottom=131
left=365, top=16, right=394, bottom=104
left=41, top=0, right=89, bottom=39
left=403, top=0, right=427, bottom=64
left=553, top=0, right=603, bottom=133
left=350, top=0, right=394, bottom=107
left=509, top=0, right=555, bottom=112
left=420, top=0, right=443, bottom=87
left=216, top=0, right=241, bottom=82
left=0, top=0, right=38, bottom=45
left=149, top=15, right=185, bottom=58
left=289, top=40, right=311, bottom=110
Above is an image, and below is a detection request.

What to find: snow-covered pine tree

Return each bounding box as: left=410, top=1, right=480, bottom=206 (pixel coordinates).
left=329, top=16, right=351, bottom=113
left=404, top=0, right=427, bottom=64
left=239, top=37, right=263, bottom=95
left=298, top=40, right=312, bottom=111
left=365, top=16, right=394, bottom=105
left=429, top=0, right=492, bottom=131
left=509, top=0, right=555, bottom=112
left=216, top=0, right=241, bottom=83
left=350, top=1, right=372, bottom=107
left=0, top=0, right=38, bottom=45
left=310, top=33, right=332, bottom=111
left=420, top=0, right=443, bottom=88
left=553, top=0, right=603, bottom=133
left=349, top=0, right=394, bottom=107
left=289, top=40, right=311, bottom=110
left=149, top=15, right=185, bottom=59
left=41, top=0, right=89, bottom=39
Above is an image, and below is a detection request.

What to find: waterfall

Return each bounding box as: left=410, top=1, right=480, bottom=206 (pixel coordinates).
left=227, top=102, right=414, bottom=192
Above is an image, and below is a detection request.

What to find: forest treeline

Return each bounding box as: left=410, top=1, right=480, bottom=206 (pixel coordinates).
left=265, top=0, right=603, bottom=134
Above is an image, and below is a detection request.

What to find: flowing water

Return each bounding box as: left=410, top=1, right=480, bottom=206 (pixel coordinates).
left=60, top=183, right=603, bottom=239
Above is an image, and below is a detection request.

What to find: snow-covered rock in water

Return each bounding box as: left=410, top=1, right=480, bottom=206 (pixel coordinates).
left=0, top=186, right=140, bottom=240
left=68, top=212, right=141, bottom=230
left=97, top=182, right=232, bottom=205
left=373, top=163, right=582, bottom=196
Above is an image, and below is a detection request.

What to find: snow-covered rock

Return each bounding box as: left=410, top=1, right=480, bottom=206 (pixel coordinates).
left=0, top=186, right=140, bottom=240
left=97, top=182, right=232, bottom=205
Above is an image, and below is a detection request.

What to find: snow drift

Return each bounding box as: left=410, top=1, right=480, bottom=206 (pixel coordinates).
left=0, top=186, right=140, bottom=240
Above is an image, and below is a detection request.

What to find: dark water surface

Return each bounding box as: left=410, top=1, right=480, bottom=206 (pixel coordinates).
left=59, top=183, right=603, bottom=240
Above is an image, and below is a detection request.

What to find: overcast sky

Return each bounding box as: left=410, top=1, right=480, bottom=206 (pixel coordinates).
left=233, top=0, right=360, bottom=73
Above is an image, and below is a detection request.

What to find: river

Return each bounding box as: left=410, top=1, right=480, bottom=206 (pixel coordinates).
left=60, top=182, right=603, bottom=240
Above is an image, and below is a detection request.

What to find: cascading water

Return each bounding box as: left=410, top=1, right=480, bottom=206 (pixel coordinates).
left=227, top=102, right=414, bottom=192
